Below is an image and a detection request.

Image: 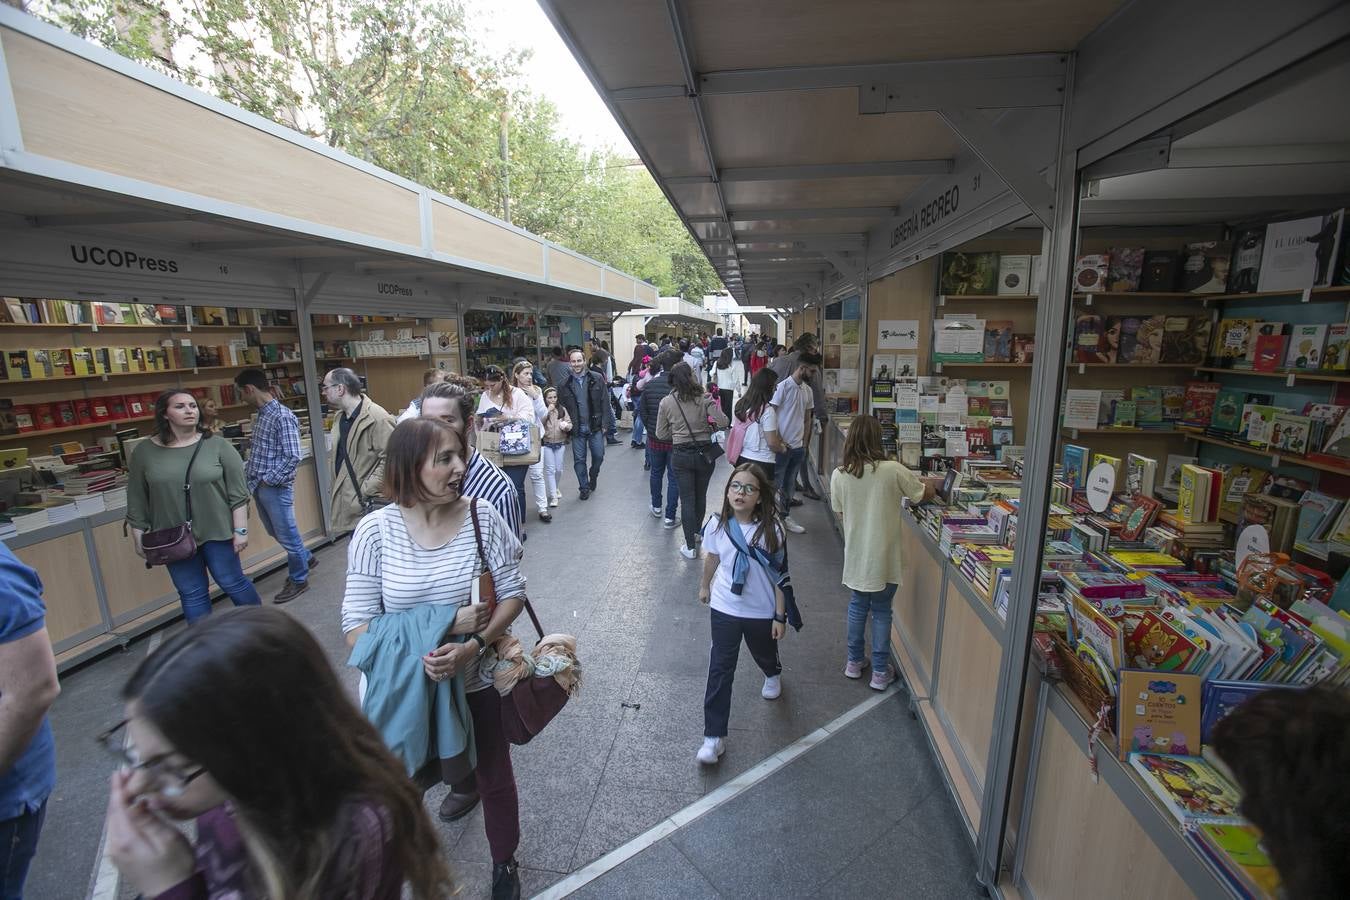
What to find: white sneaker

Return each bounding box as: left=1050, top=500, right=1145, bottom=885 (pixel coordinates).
left=663, top=517, right=678, bottom=528
left=783, top=516, right=806, bottom=534
left=696, top=736, right=725, bottom=765
left=679, top=545, right=698, bottom=560
left=651, top=506, right=662, bottom=517
left=761, top=675, right=782, bottom=700
left=550, top=493, right=560, bottom=508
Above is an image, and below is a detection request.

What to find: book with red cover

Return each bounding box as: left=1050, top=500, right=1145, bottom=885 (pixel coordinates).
left=1181, top=382, right=1221, bottom=427
left=107, top=395, right=129, bottom=420
left=72, top=398, right=94, bottom=425
left=53, top=401, right=77, bottom=428
left=1252, top=334, right=1286, bottom=372
left=89, top=398, right=111, bottom=423
left=1119, top=494, right=1164, bottom=541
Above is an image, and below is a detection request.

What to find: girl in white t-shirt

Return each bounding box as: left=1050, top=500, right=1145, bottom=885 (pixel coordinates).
left=733, top=368, right=781, bottom=480
left=695, top=462, right=789, bottom=765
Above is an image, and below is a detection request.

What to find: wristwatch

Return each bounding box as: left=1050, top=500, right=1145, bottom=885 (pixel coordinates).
left=233, top=527, right=248, bottom=536
left=773, top=613, right=787, bottom=624
left=469, top=633, right=488, bottom=656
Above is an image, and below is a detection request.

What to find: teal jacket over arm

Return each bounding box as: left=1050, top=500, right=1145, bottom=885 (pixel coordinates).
left=348, top=604, right=476, bottom=780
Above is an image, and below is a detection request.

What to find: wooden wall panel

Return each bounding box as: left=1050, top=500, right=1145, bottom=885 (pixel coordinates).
left=15, top=531, right=103, bottom=643
left=935, top=583, right=1002, bottom=782
left=548, top=251, right=603, bottom=293
left=432, top=201, right=544, bottom=278
left=894, top=522, right=943, bottom=686
left=91, top=520, right=175, bottom=621
left=4, top=30, right=421, bottom=248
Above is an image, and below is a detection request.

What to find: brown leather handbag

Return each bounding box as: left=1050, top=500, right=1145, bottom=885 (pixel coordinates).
left=138, top=437, right=206, bottom=567
left=469, top=503, right=573, bottom=745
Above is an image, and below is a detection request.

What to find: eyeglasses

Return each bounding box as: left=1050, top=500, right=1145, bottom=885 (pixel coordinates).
left=97, top=720, right=207, bottom=797
left=728, top=481, right=759, bottom=495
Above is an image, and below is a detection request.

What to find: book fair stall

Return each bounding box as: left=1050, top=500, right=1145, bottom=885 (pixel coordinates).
left=0, top=7, right=654, bottom=669
left=548, top=0, right=1350, bottom=894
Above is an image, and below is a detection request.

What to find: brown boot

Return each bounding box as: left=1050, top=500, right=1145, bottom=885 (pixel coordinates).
left=437, top=788, right=480, bottom=822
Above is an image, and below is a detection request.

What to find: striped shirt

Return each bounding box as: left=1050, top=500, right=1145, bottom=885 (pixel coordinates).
left=341, top=500, right=525, bottom=692
left=462, top=450, right=522, bottom=538
left=244, top=398, right=302, bottom=492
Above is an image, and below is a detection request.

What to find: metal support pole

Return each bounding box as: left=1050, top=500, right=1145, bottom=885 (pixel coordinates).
left=974, top=54, right=1080, bottom=887
left=295, top=264, right=334, bottom=536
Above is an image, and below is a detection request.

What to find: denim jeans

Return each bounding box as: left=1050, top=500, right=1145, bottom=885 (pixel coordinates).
left=847, top=584, right=898, bottom=673
left=775, top=446, right=807, bottom=511
left=166, top=539, right=263, bottom=623
left=648, top=445, right=678, bottom=518
left=672, top=446, right=715, bottom=548
left=503, top=464, right=529, bottom=521
left=0, top=802, right=45, bottom=900
left=253, top=483, right=312, bottom=584
left=571, top=430, right=605, bottom=490
left=704, top=609, right=780, bottom=737
left=632, top=412, right=645, bottom=444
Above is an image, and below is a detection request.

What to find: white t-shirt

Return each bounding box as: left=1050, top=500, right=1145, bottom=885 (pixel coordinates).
left=770, top=376, right=812, bottom=448
left=740, top=405, right=777, bottom=464
left=701, top=514, right=781, bottom=619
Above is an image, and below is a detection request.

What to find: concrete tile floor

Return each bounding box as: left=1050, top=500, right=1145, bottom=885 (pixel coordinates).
left=25, top=438, right=966, bottom=899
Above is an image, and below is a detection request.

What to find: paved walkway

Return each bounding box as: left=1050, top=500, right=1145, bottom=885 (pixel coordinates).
left=28, top=437, right=976, bottom=898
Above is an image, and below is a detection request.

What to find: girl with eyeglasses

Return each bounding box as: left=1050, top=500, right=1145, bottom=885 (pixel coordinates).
left=101, top=606, right=454, bottom=899
left=694, top=463, right=794, bottom=765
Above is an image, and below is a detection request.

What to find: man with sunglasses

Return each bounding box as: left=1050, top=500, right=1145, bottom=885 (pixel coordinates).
left=0, top=543, right=60, bottom=898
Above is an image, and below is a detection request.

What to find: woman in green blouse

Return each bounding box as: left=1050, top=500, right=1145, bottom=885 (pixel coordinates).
left=126, top=391, right=261, bottom=622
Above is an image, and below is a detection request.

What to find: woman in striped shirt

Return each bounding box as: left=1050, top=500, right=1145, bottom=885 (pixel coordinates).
left=342, top=417, right=528, bottom=900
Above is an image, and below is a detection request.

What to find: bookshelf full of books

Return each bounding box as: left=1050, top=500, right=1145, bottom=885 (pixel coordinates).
left=0, top=297, right=328, bottom=667
left=308, top=313, right=438, bottom=415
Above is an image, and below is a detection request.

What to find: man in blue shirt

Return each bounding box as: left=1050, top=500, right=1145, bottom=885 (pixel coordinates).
left=557, top=349, right=608, bottom=500
left=236, top=369, right=315, bottom=602
left=0, top=543, right=59, bottom=899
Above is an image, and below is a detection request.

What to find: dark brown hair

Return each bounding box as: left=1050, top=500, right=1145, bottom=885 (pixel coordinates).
left=839, top=414, right=888, bottom=478
left=716, top=463, right=782, bottom=555
left=123, top=607, right=455, bottom=899
left=735, top=368, right=779, bottom=422
left=419, top=381, right=476, bottom=435
left=1212, top=685, right=1350, bottom=899
left=153, top=390, right=209, bottom=445
left=669, top=362, right=701, bottom=401
left=384, top=418, right=465, bottom=506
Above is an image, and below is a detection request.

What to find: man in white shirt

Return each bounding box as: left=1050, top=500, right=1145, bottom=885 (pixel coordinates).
left=766, top=351, right=821, bottom=534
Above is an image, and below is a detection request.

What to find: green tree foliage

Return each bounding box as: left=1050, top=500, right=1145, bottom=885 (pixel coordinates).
left=33, top=0, right=720, bottom=298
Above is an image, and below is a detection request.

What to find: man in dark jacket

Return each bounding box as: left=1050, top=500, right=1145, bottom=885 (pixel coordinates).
left=557, top=349, right=608, bottom=499
left=640, top=350, right=682, bottom=526
left=709, top=327, right=728, bottom=355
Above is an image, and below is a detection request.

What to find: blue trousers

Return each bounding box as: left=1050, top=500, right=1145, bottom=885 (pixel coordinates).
left=848, top=584, right=898, bottom=673
left=254, top=483, right=312, bottom=584
left=0, top=801, right=45, bottom=900
left=632, top=412, right=646, bottom=444
left=775, top=446, right=806, bottom=511
left=571, top=430, right=605, bottom=490
left=166, top=539, right=263, bottom=623
left=648, top=445, right=678, bottom=517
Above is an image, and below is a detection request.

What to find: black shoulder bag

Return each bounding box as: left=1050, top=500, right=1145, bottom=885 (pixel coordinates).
left=341, top=428, right=389, bottom=517
left=674, top=396, right=724, bottom=467
left=139, top=436, right=207, bottom=567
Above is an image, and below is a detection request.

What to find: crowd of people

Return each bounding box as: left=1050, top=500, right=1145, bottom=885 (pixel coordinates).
left=6, top=336, right=1346, bottom=900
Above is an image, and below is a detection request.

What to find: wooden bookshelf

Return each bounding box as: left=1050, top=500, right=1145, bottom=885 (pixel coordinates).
left=936, top=362, right=1032, bottom=368
left=1193, top=366, right=1350, bottom=384
left=0, top=415, right=155, bottom=442
left=1072, top=291, right=1201, bottom=300
left=1059, top=427, right=1185, bottom=436
left=938, top=294, right=1038, bottom=302
left=1072, top=285, right=1350, bottom=303
left=1068, top=362, right=1198, bottom=369
left=1186, top=432, right=1350, bottom=475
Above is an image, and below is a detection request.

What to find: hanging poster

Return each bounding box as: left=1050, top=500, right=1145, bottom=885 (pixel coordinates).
left=877, top=320, right=920, bottom=350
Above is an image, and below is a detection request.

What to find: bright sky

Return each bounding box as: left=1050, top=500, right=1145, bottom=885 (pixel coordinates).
left=462, top=0, right=634, bottom=155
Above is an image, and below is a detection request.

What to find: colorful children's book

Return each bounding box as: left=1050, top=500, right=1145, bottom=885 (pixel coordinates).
left=1182, top=382, right=1221, bottom=427
left=1128, top=753, right=1244, bottom=824
left=1190, top=823, right=1282, bottom=898
left=1213, top=318, right=1258, bottom=361
left=1119, top=494, right=1163, bottom=541
left=1269, top=413, right=1312, bottom=455
left=1061, top=444, right=1090, bottom=490
left=1130, top=386, right=1163, bottom=424
left=1321, top=323, right=1350, bottom=371
left=1160, top=385, right=1186, bottom=422
left=1074, top=314, right=1108, bottom=362
left=1209, top=388, right=1245, bottom=433
left=1125, top=453, right=1158, bottom=497
left=1285, top=324, right=1328, bottom=369
left=1199, top=680, right=1301, bottom=744
left=1126, top=610, right=1204, bottom=671
left=1161, top=454, right=1197, bottom=495
left=1118, top=670, right=1202, bottom=759
left=1252, top=334, right=1286, bottom=372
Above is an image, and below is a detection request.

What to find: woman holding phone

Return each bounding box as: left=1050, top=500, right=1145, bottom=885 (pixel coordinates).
left=342, top=417, right=528, bottom=900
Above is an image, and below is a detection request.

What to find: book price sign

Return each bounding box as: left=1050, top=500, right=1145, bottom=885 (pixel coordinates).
left=1236, top=524, right=1270, bottom=568
left=1086, top=462, right=1116, bottom=512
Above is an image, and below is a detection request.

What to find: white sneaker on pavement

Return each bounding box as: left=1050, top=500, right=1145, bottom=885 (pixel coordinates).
left=679, top=545, right=698, bottom=559
left=651, top=506, right=662, bottom=517
left=783, top=516, right=806, bottom=534
left=696, top=736, right=725, bottom=764
left=761, top=675, right=782, bottom=700
left=663, top=517, right=678, bottom=528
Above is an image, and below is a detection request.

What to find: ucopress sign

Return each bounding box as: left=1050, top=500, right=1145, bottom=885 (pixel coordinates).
left=888, top=185, right=960, bottom=249
left=70, top=243, right=178, bottom=273
left=377, top=282, right=413, bottom=296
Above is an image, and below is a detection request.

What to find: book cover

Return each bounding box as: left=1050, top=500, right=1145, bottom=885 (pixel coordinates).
left=1127, top=611, right=1204, bottom=671
left=1258, top=211, right=1344, bottom=292
left=1125, top=453, right=1158, bottom=497
left=1131, top=387, right=1163, bottom=424
left=1182, top=382, right=1221, bottom=427
left=1118, top=671, right=1202, bottom=759
left=1163, top=454, right=1197, bottom=494
left=1160, top=315, right=1211, bottom=364
left=1071, top=593, right=1124, bottom=670
left=1120, top=494, right=1163, bottom=541
left=1209, top=389, right=1245, bottom=433
left=1252, top=334, right=1286, bottom=371
left=1181, top=241, right=1233, bottom=293
left=996, top=254, right=1031, bottom=295
left=1321, top=323, right=1350, bottom=371
left=1012, top=334, right=1035, bottom=364
left=1074, top=253, right=1110, bottom=293
left=48, top=348, right=75, bottom=378
left=1107, top=247, right=1145, bottom=292
left=1112, top=401, right=1137, bottom=428
left=1284, top=324, right=1328, bottom=369
left=1200, top=681, right=1300, bottom=744
left=1270, top=413, right=1312, bottom=455
left=1178, top=464, right=1206, bottom=523
left=1192, top=823, right=1282, bottom=897
left=1062, top=444, right=1090, bottom=490
left=983, top=320, right=1014, bottom=362
left=1129, top=753, right=1244, bottom=825
left=1073, top=314, right=1108, bottom=363
left=1243, top=405, right=1285, bottom=447
left=1213, top=318, right=1257, bottom=360
left=1091, top=452, right=1123, bottom=481
left=1140, top=250, right=1181, bottom=291
left=1218, top=464, right=1268, bottom=521
left=939, top=251, right=999, bottom=295
left=1226, top=226, right=1266, bottom=293
left=1238, top=493, right=1301, bottom=552
left=1099, top=389, right=1124, bottom=426
left=1160, top=386, right=1186, bottom=421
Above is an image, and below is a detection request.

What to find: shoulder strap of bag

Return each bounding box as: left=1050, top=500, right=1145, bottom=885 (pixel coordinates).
left=673, top=395, right=709, bottom=443
left=341, top=436, right=368, bottom=507
left=182, top=436, right=207, bottom=524
left=469, top=501, right=545, bottom=640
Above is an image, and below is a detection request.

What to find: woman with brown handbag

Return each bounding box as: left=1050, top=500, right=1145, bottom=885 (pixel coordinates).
left=341, top=417, right=528, bottom=900
left=126, top=390, right=261, bottom=623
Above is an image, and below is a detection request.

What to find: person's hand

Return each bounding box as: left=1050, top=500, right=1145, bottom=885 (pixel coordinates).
left=772, top=620, right=786, bottom=640
left=698, top=585, right=710, bottom=605
left=452, top=602, right=491, bottom=635
left=423, top=641, right=477, bottom=682
left=133, top=540, right=146, bottom=560
left=813, top=419, right=823, bottom=435
left=105, top=770, right=197, bottom=896
left=232, top=533, right=248, bottom=555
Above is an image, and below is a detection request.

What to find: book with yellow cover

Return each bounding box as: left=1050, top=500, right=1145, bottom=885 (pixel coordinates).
left=1178, top=463, right=1213, bottom=523
left=49, top=348, right=75, bottom=377
left=1091, top=452, right=1124, bottom=482
left=1117, top=670, right=1202, bottom=759
left=70, top=347, right=98, bottom=377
